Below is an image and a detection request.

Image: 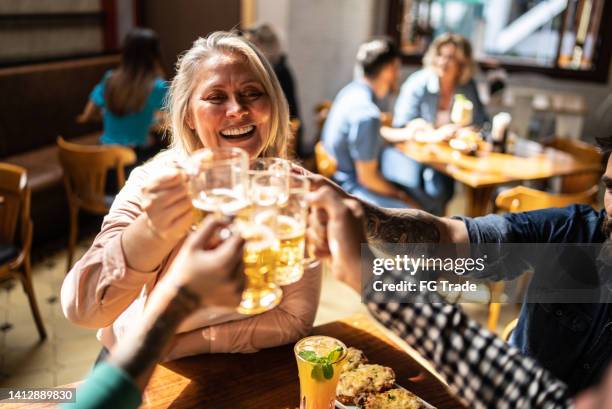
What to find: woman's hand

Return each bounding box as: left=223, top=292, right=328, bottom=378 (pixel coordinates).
left=306, top=186, right=366, bottom=292
left=163, top=217, right=245, bottom=308
left=141, top=168, right=193, bottom=243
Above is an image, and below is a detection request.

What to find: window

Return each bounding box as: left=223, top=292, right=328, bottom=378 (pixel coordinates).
left=387, top=0, right=612, bottom=82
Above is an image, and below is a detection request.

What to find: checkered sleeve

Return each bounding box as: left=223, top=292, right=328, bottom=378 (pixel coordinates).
left=366, top=300, right=574, bottom=409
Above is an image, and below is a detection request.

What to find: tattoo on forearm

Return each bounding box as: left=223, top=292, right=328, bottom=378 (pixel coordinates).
left=110, top=285, right=200, bottom=378
left=363, top=203, right=442, bottom=244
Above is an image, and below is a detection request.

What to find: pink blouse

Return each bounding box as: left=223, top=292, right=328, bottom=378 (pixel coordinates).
left=60, top=150, right=322, bottom=359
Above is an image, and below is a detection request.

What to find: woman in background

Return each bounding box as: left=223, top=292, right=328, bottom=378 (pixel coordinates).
left=392, top=33, right=487, bottom=133
left=244, top=24, right=304, bottom=156
left=380, top=34, right=487, bottom=215
left=77, top=28, right=167, bottom=163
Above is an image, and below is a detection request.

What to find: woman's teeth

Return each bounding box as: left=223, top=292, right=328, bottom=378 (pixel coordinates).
left=220, top=125, right=254, bottom=137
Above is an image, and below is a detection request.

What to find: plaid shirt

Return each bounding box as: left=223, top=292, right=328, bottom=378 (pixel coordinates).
left=366, top=289, right=574, bottom=408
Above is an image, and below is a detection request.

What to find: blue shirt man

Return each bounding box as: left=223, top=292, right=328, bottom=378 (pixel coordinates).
left=321, top=38, right=414, bottom=209
left=459, top=205, right=612, bottom=393
left=322, top=81, right=408, bottom=208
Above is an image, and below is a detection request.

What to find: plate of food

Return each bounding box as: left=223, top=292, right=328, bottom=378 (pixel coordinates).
left=335, top=347, right=436, bottom=409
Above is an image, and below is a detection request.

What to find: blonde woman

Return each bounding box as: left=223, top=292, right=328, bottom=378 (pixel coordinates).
left=393, top=33, right=487, bottom=132
left=379, top=34, right=486, bottom=215
left=61, top=31, right=321, bottom=360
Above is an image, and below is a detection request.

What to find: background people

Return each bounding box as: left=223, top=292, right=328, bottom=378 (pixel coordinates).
left=243, top=23, right=304, bottom=156
left=77, top=28, right=168, bottom=164
left=321, top=38, right=420, bottom=209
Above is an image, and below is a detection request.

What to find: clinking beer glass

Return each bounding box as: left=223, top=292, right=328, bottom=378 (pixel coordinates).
left=184, top=147, right=283, bottom=315
left=275, top=174, right=310, bottom=285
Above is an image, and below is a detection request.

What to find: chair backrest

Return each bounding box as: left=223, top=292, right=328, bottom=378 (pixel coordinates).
left=495, top=185, right=598, bottom=213
left=0, top=163, right=30, bottom=247
left=314, top=142, right=337, bottom=179
left=313, top=100, right=332, bottom=144
left=544, top=138, right=602, bottom=193
left=57, top=136, right=136, bottom=213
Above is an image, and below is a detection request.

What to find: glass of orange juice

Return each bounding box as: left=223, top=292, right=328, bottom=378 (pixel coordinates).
left=294, top=336, right=347, bottom=409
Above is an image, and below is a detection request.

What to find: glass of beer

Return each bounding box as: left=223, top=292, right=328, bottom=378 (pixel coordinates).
left=275, top=174, right=310, bottom=285
left=234, top=170, right=286, bottom=315
left=184, top=147, right=249, bottom=218
left=294, top=336, right=347, bottom=409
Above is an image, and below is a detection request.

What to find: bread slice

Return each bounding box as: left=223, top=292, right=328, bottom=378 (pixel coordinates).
left=337, top=364, right=395, bottom=405
left=358, top=388, right=432, bottom=409
left=343, top=347, right=369, bottom=372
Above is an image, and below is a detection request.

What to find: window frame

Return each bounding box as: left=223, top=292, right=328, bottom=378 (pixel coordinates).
left=386, top=0, right=612, bottom=83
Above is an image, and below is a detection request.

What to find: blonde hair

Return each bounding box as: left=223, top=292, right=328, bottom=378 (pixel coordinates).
left=166, top=31, right=288, bottom=158
left=423, top=33, right=475, bottom=85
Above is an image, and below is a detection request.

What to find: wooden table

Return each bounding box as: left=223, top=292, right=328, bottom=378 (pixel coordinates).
left=396, top=140, right=600, bottom=216
left=138, top=314, right=463, bottom=408
left=11, top=315, right=464, bottom=409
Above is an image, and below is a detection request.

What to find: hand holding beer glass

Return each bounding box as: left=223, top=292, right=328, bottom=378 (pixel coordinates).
left=184, top=149, right=316, bottom=315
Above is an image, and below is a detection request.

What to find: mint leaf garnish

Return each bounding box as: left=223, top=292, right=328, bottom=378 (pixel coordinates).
left=322, top=363, right=334, bottom=379
left=327, top=347, right=343, bottom=363
left=299, top=350, right=317, bottom=362
left=301, top=346, right=344, bottom=381
left=311, top=364, right=324, bottom=381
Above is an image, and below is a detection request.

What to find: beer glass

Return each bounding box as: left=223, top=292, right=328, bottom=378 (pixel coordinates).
left=184, top=147, right=249, bottom=217
left=275, top=174, right=310, bottom=285
left=235, top=171, right=284, bottom=315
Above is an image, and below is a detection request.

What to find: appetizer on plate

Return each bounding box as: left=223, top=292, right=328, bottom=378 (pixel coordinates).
left=337, top=364, right=395, bottom=405
left=344, top=347, right=369, bottom=372
left=357, top=388, right=431, bottom=409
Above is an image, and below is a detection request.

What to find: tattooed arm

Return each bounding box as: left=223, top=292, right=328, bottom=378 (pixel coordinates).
left=361, top=201, right=469, bottom=244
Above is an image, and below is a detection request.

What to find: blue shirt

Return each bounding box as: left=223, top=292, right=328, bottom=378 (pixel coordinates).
left=91, top=70, right=168, bottom=147
left=321, top=81, right=384, bottom=192
left=461, top=205, right=612, bottom=393
left=393, top=68, right=487, bottom=127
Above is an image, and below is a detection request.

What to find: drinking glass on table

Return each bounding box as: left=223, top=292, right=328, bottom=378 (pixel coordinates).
left=295, top=336, right=347, bottom=409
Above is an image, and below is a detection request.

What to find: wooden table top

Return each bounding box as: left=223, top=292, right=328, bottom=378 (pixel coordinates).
left=9, top=315, right=464, bottom=409
left=396, top=140, right=599, bottom=189
left=139, top=314, right=463, bottom=408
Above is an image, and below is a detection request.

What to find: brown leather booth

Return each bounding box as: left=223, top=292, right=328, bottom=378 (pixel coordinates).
left=0, top=55, right=120, bottom=245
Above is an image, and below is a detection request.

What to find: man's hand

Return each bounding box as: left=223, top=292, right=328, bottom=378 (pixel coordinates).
left=307, top=186, right=366, bottom=292
left=164, top=216, right=245, bottom=308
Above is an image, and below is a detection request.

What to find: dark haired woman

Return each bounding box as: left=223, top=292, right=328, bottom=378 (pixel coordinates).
left=77, top=28, right=167, bottom=162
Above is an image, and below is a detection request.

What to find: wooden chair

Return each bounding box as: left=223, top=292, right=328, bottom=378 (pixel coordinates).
left=543, top=137, right=602, bottom=194
left=0, top=163, right=46, bottom=340
left=502, top=318, right=518, bottom=342
left=486, top=184, right=599, bottom=331
left=315, top=142, right=338, bottom=179
left=495, top=185, right=598, bottom=212
left=314, top=100, right=332, bottom=135
left=57, top=137, right=136, bottom=272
